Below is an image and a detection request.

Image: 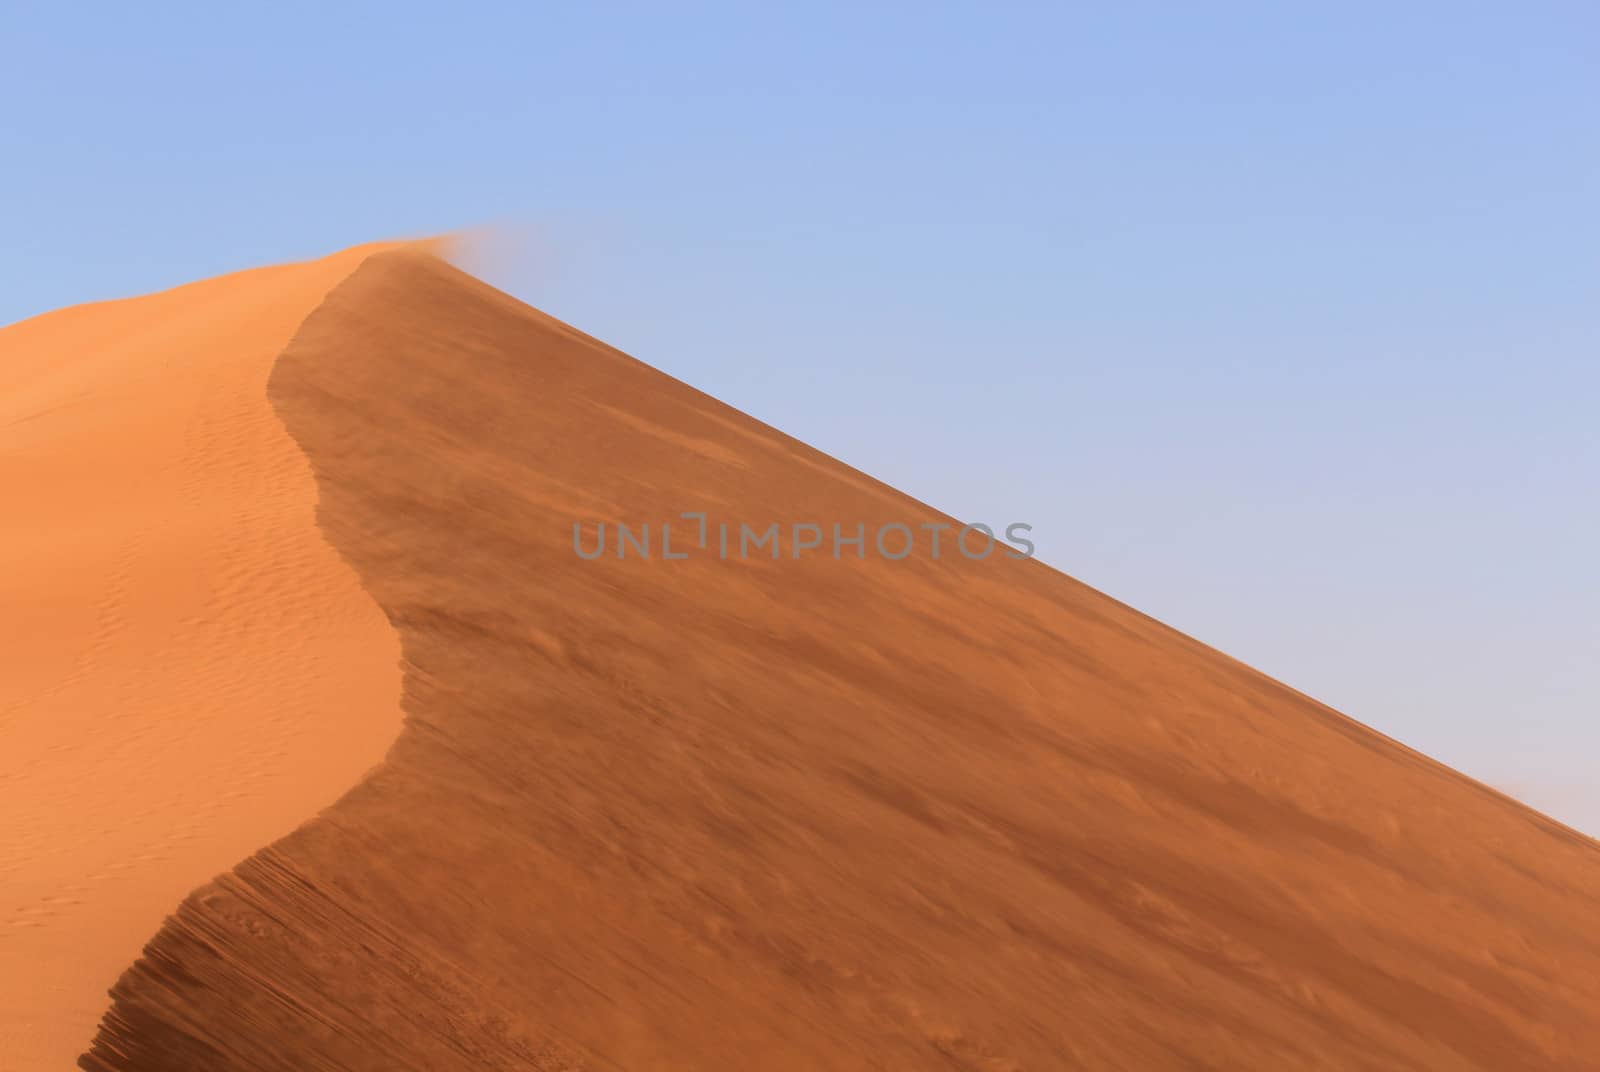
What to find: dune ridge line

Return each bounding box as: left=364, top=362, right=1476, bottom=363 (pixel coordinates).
left=67, top=246, right=1600, bottom=1070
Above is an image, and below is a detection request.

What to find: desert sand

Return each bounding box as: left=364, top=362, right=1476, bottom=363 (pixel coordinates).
left=0, top=246, right=406, bottom=1069
left=3, top=243, right=1598, bottom=1070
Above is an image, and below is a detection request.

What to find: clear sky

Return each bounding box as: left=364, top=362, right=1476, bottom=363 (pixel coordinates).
left=5, top=3, right=1597, bottom=832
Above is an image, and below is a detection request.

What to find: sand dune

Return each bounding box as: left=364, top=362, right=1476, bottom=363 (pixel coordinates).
left=0, top=246, right=407, bottom=1070
left=3, top=244, right=1598, bottom=1069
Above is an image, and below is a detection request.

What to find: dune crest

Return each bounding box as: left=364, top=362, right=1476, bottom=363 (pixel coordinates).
left=0, top=244, right=413, bottom=1070
left=50, top=247, right=1600, bottom=1070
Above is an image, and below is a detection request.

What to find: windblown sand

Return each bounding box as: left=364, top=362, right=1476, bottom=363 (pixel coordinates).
left=3, top=244, right=1598, bottom=1070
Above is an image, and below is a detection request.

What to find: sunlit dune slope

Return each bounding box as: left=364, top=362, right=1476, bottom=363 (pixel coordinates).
left=61, top=248, right=1600, bottom=1069
left=0, top=246, right=405, bottom=1071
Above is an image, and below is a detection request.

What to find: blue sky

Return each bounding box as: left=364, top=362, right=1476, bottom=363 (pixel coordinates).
left=5, top=3, right=1597, bottom=831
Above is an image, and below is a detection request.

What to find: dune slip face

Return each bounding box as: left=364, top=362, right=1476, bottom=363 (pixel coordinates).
left=0, top=246, right=405, bottom=1071
left=21, top=246, right=1599, bottom=1070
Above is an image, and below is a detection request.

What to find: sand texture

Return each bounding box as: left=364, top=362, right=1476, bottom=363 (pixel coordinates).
left=5, top=245, right=1599, bottom=1069
left=0, top=246, right=403, bottom=1070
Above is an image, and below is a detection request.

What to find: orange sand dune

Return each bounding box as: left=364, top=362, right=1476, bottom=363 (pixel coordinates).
left=0, top=246, right=409, bottom=1069
left=4, top=244, right=1600, bottom=1070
